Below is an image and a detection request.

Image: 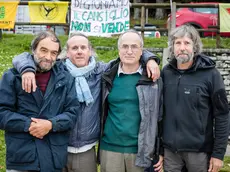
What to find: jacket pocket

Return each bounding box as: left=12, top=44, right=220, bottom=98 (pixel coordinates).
left=5, top=133, right=36, bottom=163
left=49, top=133, right=69, bottom=169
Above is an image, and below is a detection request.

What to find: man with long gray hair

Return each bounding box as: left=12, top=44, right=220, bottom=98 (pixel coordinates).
left=12, top=31, right=161, bottom=172
left=162, top=24, right=229, bottom=172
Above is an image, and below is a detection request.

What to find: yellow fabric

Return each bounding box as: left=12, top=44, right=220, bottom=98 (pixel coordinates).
left=0, top=1, right=18, bottom=29
left=29, top=1, right=68, bottom=23
left=219, top=3, right=230, bottom=32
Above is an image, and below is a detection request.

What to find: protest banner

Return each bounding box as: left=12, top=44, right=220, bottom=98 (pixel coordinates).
left=219, top=3, right=230, bottom=32
left=70, top=0, right=130, bottom=36
left=29, top=1, right=68, bottom=23
left=0, top=1, right=18, bottom=29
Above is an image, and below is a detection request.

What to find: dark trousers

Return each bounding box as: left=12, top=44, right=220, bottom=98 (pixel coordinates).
left=144, top=160, right=188, bottom=172
left=164, top=149, right=209, bottom=172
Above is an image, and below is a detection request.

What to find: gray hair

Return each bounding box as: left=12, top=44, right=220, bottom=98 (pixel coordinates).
left=58, top=32, right=96, bottom=59
left=31, top=31, right=61, bottom=54
left=168, top=24, right=203, bottom=60
left=117, top=29, right=144, bottom=48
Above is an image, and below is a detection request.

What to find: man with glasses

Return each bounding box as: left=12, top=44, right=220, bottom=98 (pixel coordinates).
left=99, top=30, right=163, bottom=172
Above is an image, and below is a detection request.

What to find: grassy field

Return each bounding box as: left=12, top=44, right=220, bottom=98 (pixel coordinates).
left=0, top=33, right=230, bottom=171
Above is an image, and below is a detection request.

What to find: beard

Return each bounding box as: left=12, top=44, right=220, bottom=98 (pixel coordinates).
left=175, top=52, right=194, bottom=64
left=33, top=54, right=56, bottom=72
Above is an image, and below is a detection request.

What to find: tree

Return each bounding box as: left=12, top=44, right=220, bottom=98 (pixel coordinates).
left=155, top=0, right=165, bottom=19
left=133, top=0, right=141, bottom=19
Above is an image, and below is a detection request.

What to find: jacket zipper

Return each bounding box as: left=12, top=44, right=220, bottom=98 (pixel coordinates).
left=175, top=74, right=182, bottom=152
left=77, top=106, right=85, bottom=147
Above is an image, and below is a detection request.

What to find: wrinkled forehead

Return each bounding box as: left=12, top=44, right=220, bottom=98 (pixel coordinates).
left=174, top=35, right=193, bottom=43
left=174, top=31, right=193, bottom=40
left=120, top=32, right=142, bottom=45
left=37, top=37, right=60, bottom=51
left=67, top=36, right=89, bottom=47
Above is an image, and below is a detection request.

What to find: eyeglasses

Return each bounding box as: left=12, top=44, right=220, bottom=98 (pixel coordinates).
left=120, top=44, right=141, bottom=52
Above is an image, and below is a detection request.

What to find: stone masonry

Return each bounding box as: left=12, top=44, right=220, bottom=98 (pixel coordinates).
left=150, top=48, right=230, bottom=103
left=204, top=49, right=230, bottom=103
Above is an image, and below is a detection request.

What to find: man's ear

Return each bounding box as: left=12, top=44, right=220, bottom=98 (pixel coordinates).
left=66, top=50, right=70, bottom=58
left=89, top=47, right=93, bottom=57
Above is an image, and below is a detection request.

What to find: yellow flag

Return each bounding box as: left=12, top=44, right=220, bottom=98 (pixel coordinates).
left=0, top=1, right=18, bottom=29
left=219, top=3, right=230, bottom=32
left=29, top=1, right=68, bottom=23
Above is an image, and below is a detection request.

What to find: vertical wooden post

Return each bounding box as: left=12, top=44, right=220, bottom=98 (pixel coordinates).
left=141, top=6, right=145, bottom=39
left=171, top=2, right=176, bottom=30
left=146, top=8, right=148, bottom=24
left=216, top=4, right=221, bottom=48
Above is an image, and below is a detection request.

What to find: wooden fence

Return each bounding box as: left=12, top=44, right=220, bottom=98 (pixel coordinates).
left=0, top=2, right=224, bottom=47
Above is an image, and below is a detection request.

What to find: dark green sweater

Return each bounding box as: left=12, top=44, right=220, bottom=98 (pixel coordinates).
left=101, top=73, right=141, bottom=153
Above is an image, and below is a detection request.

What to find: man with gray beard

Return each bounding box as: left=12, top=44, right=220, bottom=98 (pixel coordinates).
left=0, top=31, right=80, bottom=172
left=161, top=25, right=229, bottom=172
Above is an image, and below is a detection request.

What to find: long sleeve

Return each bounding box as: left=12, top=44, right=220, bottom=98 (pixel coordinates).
left=157, top=77, right=164, bottom=156
left=211, top=69, right=229, bottom=160
left=141, top=49, right=160, bottom=65
left=0, top=70, right=31, bottom=132
left=48, top=75, right=80, bottom=132
left=12, top=52, right=36, bottom=74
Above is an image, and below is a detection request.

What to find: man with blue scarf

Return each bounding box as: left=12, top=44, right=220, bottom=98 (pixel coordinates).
left=12, top=32, right=160, bottom=172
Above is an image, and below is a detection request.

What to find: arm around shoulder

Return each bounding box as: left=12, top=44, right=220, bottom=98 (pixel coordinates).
left=12, top=52, right=36, bottom=74
left=0, top=70, right=32, bottom=132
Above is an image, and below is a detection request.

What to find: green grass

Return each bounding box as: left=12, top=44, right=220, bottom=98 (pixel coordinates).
left=0, top=33, right=230, bottom=171
left=0, top=131, right=5, bottom=171
left=221, top=156, right=230, bottom=172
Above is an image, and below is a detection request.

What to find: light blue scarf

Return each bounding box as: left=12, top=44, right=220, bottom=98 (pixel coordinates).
left=65, top=57, right=96, bottom=106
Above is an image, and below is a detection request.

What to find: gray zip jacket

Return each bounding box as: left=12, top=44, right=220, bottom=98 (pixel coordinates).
left=100, top=59, right=163, bottom=167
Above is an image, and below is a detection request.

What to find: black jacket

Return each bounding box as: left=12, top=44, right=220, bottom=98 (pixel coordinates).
left=162, top=54, right=229, bottom=160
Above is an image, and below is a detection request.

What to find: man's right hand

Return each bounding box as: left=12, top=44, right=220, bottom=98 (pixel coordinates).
left=29, top=118, right=52, bottom=139
left=22, top=72, right=37, bottom=93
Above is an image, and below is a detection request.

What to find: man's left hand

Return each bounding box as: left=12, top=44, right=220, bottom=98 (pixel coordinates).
left=208, top=157, right=223, bottom=172
left=146, top=60, right=160, bottom=81
left=153, top=155, right=163, bottom=172
left=29, top=118, right=52, bottom=139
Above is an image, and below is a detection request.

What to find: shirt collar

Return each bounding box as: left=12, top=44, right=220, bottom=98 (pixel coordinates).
left=117, top=62, right=143, bottom=77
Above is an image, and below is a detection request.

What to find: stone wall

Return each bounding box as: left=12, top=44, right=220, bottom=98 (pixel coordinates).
left=147, top=48, right=230, bottom=103
left=204, top=49, right=230, bottom=102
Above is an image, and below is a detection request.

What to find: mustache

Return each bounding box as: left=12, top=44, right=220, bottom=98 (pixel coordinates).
left=176, top=53, right=189, bottom=57
left=37, top=59, right=54, bottom=63
left=178, top=53, right=189, bottom=55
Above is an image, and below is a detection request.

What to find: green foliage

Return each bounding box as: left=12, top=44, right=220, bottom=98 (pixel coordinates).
left=0, top=130, right=5, bottom=171
left=221, top=156, right=230, bottom=172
